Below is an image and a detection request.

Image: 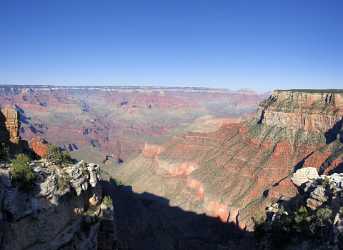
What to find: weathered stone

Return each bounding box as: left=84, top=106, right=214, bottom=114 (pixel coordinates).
left=0, top=156, right=110, bottom=250
left=257, top=90, right=343, bottom=133
left=0, top=106, right=20, bottom=144
left=89, top=194, right=99, bottom=206
left=291, top=167, right=319, bottom=187
left=306, top=186, right=327, bottom=210
left=88, top=163, right=100, bottom=187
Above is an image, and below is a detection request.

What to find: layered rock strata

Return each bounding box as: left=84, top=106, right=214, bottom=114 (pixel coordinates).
left=113, top=90, right=343, bottom=230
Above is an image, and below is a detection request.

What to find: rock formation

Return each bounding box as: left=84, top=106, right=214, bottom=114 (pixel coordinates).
left=257, top=167, right=343, bottom=249
left=257, top=90, right=343, bottom=134
left=0, top=158, right=116, bottom=250
left=0, top=106, right=20, bottom=144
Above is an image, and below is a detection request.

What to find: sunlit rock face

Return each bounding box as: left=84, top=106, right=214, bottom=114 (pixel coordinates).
left=30, top=137, right=49, bottom=157
left=113, top=90, right=343, bottom=230
left=257, top=90, right=343, bottom=134
left=0, top=106, right=20, bottom=144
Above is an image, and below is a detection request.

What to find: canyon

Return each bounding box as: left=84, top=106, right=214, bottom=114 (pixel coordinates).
left=1, top=86, right=343, bottom=249
left=0, top=85, right=265, bottom=165
left=112, top=89, right=343, bottom=229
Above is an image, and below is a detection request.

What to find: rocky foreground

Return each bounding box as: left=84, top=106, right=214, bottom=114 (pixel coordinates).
left=256, top=167, right=343, bottom=249
left=0, top=158, right=116, bottom=250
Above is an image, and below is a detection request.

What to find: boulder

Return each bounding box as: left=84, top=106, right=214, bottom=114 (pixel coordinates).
left=291, top=167, right=319, bottom=187
left=306, top=186, right=327, bottom=210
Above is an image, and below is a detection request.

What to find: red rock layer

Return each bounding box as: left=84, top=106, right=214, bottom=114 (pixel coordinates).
left=30, top=137, right=49, bottom=158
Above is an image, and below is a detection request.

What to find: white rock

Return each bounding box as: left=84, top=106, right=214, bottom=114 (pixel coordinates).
left=291, top=167, right=319, bottom=187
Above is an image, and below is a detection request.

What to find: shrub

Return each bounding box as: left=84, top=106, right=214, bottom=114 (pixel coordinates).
left=10, top=154, right=35, bottom=191
left=316, top=207, right=332, bottom=224
left=47, top=144, right=73, bottom=165
left=57, top=173, right=71, bottom=191
left=109, top=177, right=124, bottom=187
left=102, top=195, right=113, bottom=207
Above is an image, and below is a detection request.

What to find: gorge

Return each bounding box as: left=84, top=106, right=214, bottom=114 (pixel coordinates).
left=0, top=86, right=343, bottom=249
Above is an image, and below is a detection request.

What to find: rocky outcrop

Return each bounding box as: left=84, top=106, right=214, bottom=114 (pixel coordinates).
left=258, top=168, right=343, bottom=249
left=291, top=167, right=319, bottom=187
left=0, top=158, right=116, bottom=250
left=0, top=106, right=20, bottom=144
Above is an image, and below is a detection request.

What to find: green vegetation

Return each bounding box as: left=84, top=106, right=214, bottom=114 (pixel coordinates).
left=102, top=195, right=113, bottom=207
left=255, top=205, right=336, bottom=249
left=47, top=144, right=73, bottom=165
left=10, top=154, right=35, bottom=191
left=109, top=177, right=124, bottom=187
left=57, top=173, right=71, bottom=190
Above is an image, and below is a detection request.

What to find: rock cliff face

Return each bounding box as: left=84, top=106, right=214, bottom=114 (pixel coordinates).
left=257, top=90, right=343, bottom=134
left=0, top=106, right=20, bottom=144
left=30, top=138, right=49, bottom=158
left=0, top=159, right=116, bottom=250
left=112, top=89, right=343, bottom=230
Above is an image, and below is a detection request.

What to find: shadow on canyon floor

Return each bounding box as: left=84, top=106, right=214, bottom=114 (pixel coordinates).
left=325, top=118, right=343, bottom=145
left=100, top=180, right=255, bottom=250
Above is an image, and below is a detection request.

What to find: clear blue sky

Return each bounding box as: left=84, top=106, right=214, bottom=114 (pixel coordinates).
left=0, top=0, right=342, bottom=91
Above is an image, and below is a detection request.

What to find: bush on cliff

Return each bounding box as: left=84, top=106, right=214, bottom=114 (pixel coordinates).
left=47, top=144, right=73, bottom=165
left=255, top=205, right=335, bottom=249
left=102, top=195, right=113, bottom=207
left=10, top=153, right=35, bottom=191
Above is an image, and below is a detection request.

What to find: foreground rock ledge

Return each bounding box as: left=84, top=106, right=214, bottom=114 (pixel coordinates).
left=0, top=159, right=116, bottom=250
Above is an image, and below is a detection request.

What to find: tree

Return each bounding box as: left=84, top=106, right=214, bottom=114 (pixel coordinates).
left=47, top=144, right=73, bottom=165
left=11, top=154, right=35, bottom=191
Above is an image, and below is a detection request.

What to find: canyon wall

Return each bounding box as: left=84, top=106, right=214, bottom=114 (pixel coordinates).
left=257, top=90, right=343, bottom=133
left=113, top=89, right=343, bottom=230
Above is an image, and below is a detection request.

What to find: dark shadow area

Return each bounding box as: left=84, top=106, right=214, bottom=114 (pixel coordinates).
left=15, top=105, right=30, bottom=125
left=255, top=180, right=343, bottom=250
left=101, top=180, right=254, bottom=250
left=0, top=111, right=10, bottom=143
left=328, top=161, right=343, bottom=175
left=325, top=118, right=343, bottom=144
left=320, top=146, right=343, bottom=174
left=292, top=152, right=314, bottom=173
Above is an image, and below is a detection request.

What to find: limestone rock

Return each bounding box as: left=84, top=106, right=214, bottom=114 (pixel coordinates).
left=306, top=186, right=327, bottom=210
left=0, top=157, right=113, bottom=250
left=291, top=167, right=319, bottom=187
left=257, top=90, right=343, bottom=133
